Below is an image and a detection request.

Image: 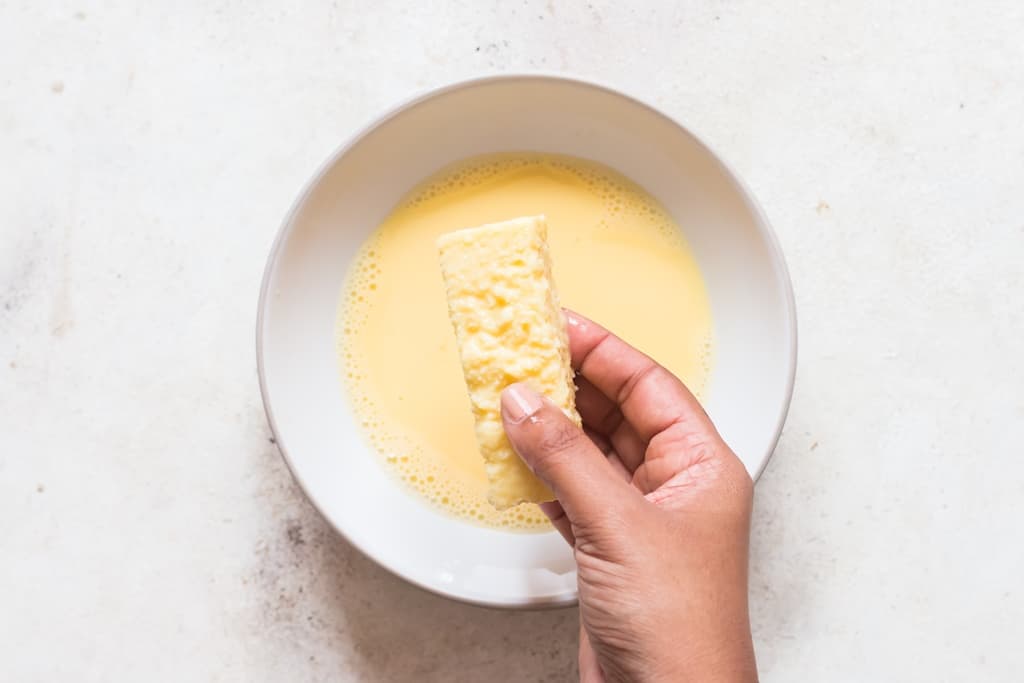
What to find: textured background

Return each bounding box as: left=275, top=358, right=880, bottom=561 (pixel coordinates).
left=2, top=1, right=1022, bottom=681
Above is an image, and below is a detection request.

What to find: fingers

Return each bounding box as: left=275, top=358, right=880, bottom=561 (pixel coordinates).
left=501, top=383, right=639, bottom=525
left=574, top=375, right=624, bottom=436
left=539, top=427, right=632, bottom=547
left=539, top=501, right=574, bottom=545
left=576, top=376, right=648, bottom=473
left=631, top=423, right=716, bottom=493
left=566, top=310, right=718, bottom=444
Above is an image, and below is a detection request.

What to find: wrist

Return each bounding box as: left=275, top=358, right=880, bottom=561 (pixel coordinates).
left=642, top=647, right=756, bottom=683
left=642, top=616, right=756, bottom=683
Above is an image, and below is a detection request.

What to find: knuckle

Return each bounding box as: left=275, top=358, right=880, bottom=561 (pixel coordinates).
left=527, top=417, right=585, bottom=477
left=537, top=418, right=584, bottom=456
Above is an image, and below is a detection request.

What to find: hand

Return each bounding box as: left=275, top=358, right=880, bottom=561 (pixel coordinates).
left=500, top=311, right=757, bottom=683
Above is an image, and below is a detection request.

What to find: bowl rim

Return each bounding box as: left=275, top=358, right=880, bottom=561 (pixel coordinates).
left=256, top=72, right=798, bottom=608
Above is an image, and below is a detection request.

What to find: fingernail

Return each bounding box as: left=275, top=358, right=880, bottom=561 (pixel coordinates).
left=502, top=383, right=543, bottom=423
left=564, top=309, right=582, bottom=328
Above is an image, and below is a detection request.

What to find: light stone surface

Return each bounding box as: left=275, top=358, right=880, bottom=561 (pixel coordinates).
left=2, top=1, right=1022, bottom=681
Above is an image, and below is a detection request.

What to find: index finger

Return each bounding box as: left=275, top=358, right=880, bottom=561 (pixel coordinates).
left=565, top=309, right=716, bottom=443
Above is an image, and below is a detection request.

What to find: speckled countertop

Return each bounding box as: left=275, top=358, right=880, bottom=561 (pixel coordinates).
left=2, top=2, right=1023, bottom=681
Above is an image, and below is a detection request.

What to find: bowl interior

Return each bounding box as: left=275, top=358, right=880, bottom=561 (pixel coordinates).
left=258, top=76, right=796, bottom=607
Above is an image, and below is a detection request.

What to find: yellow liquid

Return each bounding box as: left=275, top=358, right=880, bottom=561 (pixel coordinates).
left=337, top=153, right=713, bottom=530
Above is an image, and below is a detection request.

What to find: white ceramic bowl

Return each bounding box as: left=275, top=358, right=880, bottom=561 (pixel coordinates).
left=257, top=75, right=796, bottom=608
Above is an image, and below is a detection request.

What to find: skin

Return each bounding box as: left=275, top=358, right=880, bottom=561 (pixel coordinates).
left=500, top=311, right=758, bottom=683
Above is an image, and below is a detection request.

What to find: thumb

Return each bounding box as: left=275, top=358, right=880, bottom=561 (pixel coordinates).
left=501, top=382, right=636, bottom=524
